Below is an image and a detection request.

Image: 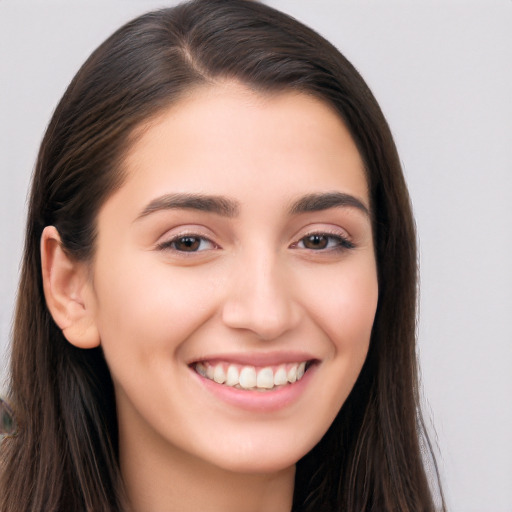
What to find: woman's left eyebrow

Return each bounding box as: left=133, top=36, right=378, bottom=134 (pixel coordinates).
left=135, top=193, right=240, bottom=220
left=288, top=192, right=370, bottom=217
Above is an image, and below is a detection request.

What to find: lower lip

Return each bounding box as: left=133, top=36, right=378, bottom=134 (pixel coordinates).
left=190, top=364, right=317, bottom=413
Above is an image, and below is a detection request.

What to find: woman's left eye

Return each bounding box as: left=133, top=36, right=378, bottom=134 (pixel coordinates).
left=158, top=235, right=216, bottom=253
left=294, top=233, right=354, bottom=251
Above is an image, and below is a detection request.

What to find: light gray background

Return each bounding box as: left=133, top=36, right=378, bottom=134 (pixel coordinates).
left=1, top=1, right=511, bottom=510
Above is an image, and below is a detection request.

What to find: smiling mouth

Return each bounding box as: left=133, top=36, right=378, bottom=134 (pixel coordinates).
left=192, top=360, right=315, bottom=391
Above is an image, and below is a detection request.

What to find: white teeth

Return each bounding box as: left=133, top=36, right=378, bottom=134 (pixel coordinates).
left=287, top=365, right=297, bottom=383
left=213, top=365, right=226, bottom=384
left=239, top=366, right=257, bottom=389
left=297, top=362, right=306, bottom=380
left=256, top=367, right=274, bottom=389
left=226, top=364, right=239, bottom=386
left=274, top=366, right=288, bottom=386
left=195, top=361, right=310, bottom=390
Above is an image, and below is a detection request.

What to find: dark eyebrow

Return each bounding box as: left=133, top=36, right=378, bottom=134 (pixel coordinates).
left=288, top=192, right=370, bottom=217
left=136, top=193, right=240, bottom=220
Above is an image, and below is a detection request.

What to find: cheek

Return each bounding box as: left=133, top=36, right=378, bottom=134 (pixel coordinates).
left=91, top=251, right=220, bottom=359
left=301, top=256, right=378, bottom=354
left=303, top=257, right=378, bottom=422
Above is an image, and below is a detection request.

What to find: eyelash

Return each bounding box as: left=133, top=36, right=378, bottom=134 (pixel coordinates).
left=291, top=231, right=355, bottom=252
left=157, top=234, right=218, bottom=253
left=156, top=231, right=354, bottom=254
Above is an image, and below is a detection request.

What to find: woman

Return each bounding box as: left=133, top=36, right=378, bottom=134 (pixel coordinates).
left=0, top=0, right=445, bottom=510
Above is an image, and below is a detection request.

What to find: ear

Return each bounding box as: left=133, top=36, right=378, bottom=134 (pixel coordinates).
left=41, top=226, right=100, bottom=348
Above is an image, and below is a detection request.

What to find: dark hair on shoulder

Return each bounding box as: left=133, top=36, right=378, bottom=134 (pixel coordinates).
left=1, top=1, right=445, bottom=510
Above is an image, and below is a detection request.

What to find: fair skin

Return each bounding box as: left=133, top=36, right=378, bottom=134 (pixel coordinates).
left=41, top=83, right=378, bottom=512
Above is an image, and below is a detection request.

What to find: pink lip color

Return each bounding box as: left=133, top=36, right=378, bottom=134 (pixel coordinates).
left=190, top=363, right=317, bottom=413
left=188, top=351, right=316, bottom=367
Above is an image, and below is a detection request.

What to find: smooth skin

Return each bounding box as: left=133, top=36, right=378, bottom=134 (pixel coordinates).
left=42, top=82, right=378, bottom=512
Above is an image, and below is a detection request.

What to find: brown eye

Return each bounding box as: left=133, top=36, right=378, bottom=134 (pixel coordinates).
left=302, top=234, right=329, bottom=250
left=295, top=233, right=355, bottom=252
left=158, top=235, right=217, bottom=253
left=173, top=236, right=202, bottom=252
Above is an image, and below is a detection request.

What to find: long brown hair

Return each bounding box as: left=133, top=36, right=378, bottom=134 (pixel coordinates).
left=1, top=1, right=445, bottom=510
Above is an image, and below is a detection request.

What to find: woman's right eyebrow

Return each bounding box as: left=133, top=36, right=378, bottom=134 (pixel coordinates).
left=134, top=193, right=241, bottom=221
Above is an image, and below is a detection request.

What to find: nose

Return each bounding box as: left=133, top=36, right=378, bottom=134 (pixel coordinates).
left=221, top=253, right=301, bottom=340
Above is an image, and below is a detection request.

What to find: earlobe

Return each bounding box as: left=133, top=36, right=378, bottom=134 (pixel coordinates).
left=41, top=226, right=100, bottom=349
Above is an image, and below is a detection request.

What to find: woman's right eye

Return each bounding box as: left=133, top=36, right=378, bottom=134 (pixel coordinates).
left=157, top=235, right=217, bottom=253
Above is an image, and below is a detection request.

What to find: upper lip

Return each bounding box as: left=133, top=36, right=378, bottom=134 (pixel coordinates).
left=188, top=351, right=318, bottom=367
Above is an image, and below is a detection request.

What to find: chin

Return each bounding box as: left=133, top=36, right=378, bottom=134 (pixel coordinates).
left=196, top=432, right=322, bottom=476
left=212, top=453, right=299, bottom=476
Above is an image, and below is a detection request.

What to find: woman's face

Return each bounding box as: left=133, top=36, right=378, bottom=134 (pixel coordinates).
left=87, top=83, right=378, bottom=474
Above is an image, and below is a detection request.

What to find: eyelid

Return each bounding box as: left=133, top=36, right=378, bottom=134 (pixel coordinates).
left=155, top=227, right=220, bottom=253
left=290, top=226, right=355, bottom=251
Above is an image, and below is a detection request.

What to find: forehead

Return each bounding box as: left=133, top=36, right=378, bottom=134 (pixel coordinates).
left=112, top=82, right=369, bottom=214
